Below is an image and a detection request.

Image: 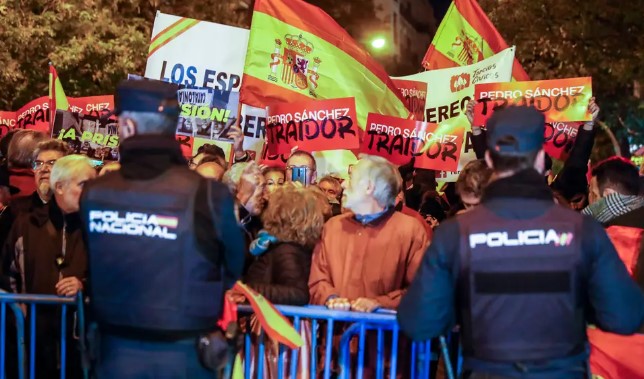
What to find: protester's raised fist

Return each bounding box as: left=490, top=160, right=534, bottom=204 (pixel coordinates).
left=229, top=125, right=245, bottom=156
left=588, top=97, right=599, bottom=122
left=465, top=99, right=477, bottom=126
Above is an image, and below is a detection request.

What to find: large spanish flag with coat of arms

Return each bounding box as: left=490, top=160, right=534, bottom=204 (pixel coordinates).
left=422, top=0, right=529, bottom=82
left=240, top=0, right=410, bottom=129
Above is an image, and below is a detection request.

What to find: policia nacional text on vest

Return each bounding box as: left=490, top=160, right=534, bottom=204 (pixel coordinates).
left=81, top=166, right=225, bottom=335
left=457, top=204, right=586, bottom=364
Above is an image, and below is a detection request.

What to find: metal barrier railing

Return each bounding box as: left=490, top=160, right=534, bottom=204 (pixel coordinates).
left=0, top=291, right=87, bottom=379
left=237, top=304, right=456, bottom=379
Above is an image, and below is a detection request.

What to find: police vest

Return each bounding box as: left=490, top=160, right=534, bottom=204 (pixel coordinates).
left=457, top=203, right=586, bottom=362
left=81, top=166, right=225, bottom=333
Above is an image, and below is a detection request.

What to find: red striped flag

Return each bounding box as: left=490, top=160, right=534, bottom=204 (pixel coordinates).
left=422, top=0, right=529, bottom=81
left=240, top=0, right=410, bottom=129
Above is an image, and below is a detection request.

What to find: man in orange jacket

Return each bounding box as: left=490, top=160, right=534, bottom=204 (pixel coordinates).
left=583, top=157, right=644, bottom=379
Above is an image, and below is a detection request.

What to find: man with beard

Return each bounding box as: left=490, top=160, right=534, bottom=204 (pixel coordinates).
left=0, top=139, right=69, bottom=252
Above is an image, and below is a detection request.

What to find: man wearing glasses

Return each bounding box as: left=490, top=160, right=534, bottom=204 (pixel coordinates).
left=0, top=139, right=69, bottom=249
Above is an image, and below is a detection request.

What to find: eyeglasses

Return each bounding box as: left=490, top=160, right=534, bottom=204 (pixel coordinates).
left=32, top=159, right=57, bottom=171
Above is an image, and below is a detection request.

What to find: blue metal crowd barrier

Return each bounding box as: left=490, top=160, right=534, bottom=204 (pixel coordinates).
left=237, top=304, right=456, bottom=379
left=0, top=291, right=87, bottom=379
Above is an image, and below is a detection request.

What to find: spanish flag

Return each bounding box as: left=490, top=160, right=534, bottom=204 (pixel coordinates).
left=48, top=64, right=70, bottom=128
left=240, top=0, right=410, bottom=128
left=422, top=0, right=529, bottom=81
left=49, top=64, right=70, bottom=111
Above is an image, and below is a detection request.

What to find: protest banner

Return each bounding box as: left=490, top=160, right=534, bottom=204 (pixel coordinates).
left=68, top=96, right=115, bottom=119
left=395, top=48, right=514, bottom=124
left=144, top=12, right=249, bottom=92
left=0, top=111, right=16, bottom=138
left=175, top=135, right=194, bottom=158
left=53, top=110, right=120, bottom=161
left=266, top=97, right=359, bottom=155
left=178, top=88, right=239, bottom=142
left=473, top=77, right=593, bottom=125
left=129, top=74, right=240, bottom=144
left=391, top=79, right=428, bottom=121
left=15, top=97, right=50, bottom=133
left=192, top=137, right=232, bottom=161
left=543, top=121, right=582, bottom=161
left=241, top=104, right=268, bottom=154
left=394, top=47, right=514, bottom=181
left=361, top=113, right=463, bottom=171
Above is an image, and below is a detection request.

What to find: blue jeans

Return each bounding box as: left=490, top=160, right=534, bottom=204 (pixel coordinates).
left=96, top=334, right=212, bottom=379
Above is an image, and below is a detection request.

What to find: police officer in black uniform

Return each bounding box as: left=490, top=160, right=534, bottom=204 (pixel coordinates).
left=79, top=80, right=246, bottom=379
left=398, top=106, right=644, bottom=379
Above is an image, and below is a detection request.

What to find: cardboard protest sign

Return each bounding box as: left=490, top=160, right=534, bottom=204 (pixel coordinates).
left=266, top=97, right=359, bottom=154
left=192, top=137, right=232, bottom=161
left=144, top=12, right=249, bottom=92
left=68, top=96, right=115, bottom=119
left=128, top=74, right=240, bottom=144
left=241, top=104, right=267, bottom=155
left=414, top=117, right=464, bottom=172
left=175, top=135, right=194, bottom=158
left=15, top=97, right=50, bottom=133
left=544, top=121, right=582, bottom=161
left=394, top=48, right=515, bottom=181
left=391, top=79, right=428, bottom=121
left=473, top=77, right=593, bottom=125
left=259, top=143, right=289, bottom=168
left=0, top=111, right=16, bottom=138
left=177, top=88, right=240, bottom=142
left=361, top=114, right=463, bottom=171
left=53, top=110, right=120, bottom=161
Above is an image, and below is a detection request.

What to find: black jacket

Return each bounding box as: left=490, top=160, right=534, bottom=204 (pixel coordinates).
left=117, top=135, right=245, bottom=285
left=0, top=192, right=46, bottom=256
left=244, top=242, right=311, bottom=306
left=1, top=198, right=87, bottom=295
left=605, top=205, right=644, bottom=323
left=398, top=169, right=644, bottom=378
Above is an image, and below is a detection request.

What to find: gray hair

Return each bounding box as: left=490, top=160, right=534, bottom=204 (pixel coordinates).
left=223, top=162, right=263, bottom=195
left=356, top=154, right=402, bottom=208
left=8, top=130, right=47, bottom=168
left=50, top=155, right=95, bottom=188
left=119, top=111, right=177, bottom=136
left=32, top=139, right=70, bottom=161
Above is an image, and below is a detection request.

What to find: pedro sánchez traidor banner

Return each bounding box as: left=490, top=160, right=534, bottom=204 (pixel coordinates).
left=473, top=77, right=592, bottom=160
left=361, top=113, right=464, bottom=172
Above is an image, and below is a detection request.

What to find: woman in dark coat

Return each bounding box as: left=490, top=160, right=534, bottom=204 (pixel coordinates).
left=240, top=184, right=329, bottom=306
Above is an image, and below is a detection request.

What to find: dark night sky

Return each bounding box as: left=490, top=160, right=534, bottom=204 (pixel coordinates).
left=429, top=0, right=451, bottom=23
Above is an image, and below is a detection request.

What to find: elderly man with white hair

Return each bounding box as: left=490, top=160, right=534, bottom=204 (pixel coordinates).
left=1, top=154, right=96, bottom=379
left=223, top=162, right=267, bottom=272
left=309, top=154, right=429, bottom=312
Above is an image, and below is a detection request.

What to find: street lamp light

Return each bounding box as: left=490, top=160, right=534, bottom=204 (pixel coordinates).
left=371, top=37, right=386, bottom=50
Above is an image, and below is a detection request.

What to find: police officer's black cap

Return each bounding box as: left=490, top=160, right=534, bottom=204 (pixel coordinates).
left=113, top=80, right=180, bottom=117
left=486, top=106, right=545, bottom=156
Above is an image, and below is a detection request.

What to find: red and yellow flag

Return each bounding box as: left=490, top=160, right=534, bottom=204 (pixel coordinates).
left=48, top=64, right=70, bottom=129
left=233, top=282, right=303, bottom=349
left=422, top=0, right=529, bottom=81
left=49, top=64, right=70, bottom=112
left=240, top=0, right=410, bottom=130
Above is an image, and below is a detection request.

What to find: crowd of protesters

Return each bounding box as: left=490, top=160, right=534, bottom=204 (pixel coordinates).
left=0, top=94, right=643, bottom=378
